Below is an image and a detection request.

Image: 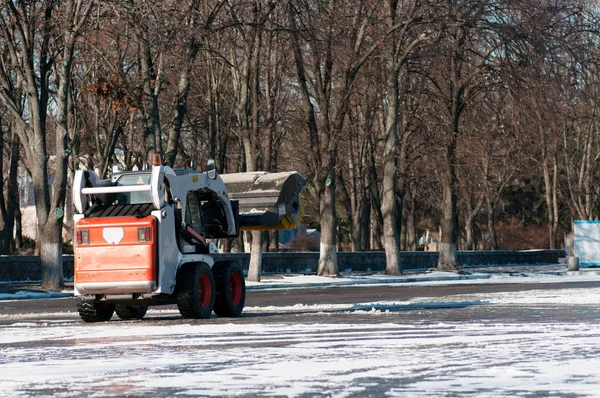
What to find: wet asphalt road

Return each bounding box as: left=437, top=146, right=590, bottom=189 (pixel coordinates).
left=3, top=280, right=600, bottom=325
left=4, top=277, right=600, bottom=396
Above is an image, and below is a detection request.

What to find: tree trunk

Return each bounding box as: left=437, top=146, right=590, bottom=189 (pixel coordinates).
left=465, top=215, right=475, bottom=251
left=368, top=140, right=383, bottom=250
left=438, top=172, right=459, bottom=270
left=14, top=206, right=23, bottom=250
left=0, top=124, right=19, bottom=254
left=337, top=173, right=357, bottom=251
left=270, top=231, right=279, bottom=252
left=542, top=144, right=556, bottom=249
left=381, top=0, right=424, bottom=262
left=236, top=236, right=245, bottom=253
left=347, top=152, right=362, bottom=251
left=0, top=123, right=8, bottom=254
left=240, top=13, right=264, bottom=282
left=261, top=231, right=269, bottom=252
left=552, top=156, right=559, bottom=248
left=360, top=189, right=371, bottom=250
left=486, top=196, right=499, bottom=250
left=317, top=151, right=338, bottom=276
left=247, top=230, right=262, bottom=281
left=464, top=192, right=484, bottom=251
left=371, top=204, right=384, bottom=250
left=247, top=229, right=263, bottom=281
left=40, top=219, right=64, bottom=290
left=382, top=59, right=401, bottom=274
left=438, top=35, right=462, bottom=271
left=1, top=0, right=93, bottom=290
left=288, top=2, right=337, bottom=273
left=406, top=191, right=417, bottom=251
left=39, top=8, right=79, bottom=290
left=318, top=190, right=338, bottom=275
left=351, top=204, right=362, bottom=251
left=400, top=213, right=406, bottom=252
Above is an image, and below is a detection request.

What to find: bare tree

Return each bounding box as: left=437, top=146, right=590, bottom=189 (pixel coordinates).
left=288, top=0, right=393, bottom=275
left=0, top=117, right=20, bottom=254
left=0, top=0, right=92, bottom=289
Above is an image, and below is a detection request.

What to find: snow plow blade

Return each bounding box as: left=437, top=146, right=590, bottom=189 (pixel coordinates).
left=220, top=172, right=306, bottom=231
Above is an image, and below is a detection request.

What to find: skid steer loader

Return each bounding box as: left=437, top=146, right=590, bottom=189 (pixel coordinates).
left=72, top=155, right=305, bottom=322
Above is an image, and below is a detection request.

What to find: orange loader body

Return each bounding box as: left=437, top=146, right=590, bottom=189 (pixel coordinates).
left=74, top=216, right=157, bottom=294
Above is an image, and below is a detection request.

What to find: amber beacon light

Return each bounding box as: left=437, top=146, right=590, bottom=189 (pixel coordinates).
left=151, top=153, right=162, bottom=166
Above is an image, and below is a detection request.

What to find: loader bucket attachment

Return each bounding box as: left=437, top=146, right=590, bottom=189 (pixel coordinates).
left=220, top=172, right=306, bottom=231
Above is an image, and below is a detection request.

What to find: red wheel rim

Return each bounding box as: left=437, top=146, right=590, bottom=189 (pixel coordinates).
left=199, top=273, right=212, bottom=308
left=230, top=272, right=243, bottom=306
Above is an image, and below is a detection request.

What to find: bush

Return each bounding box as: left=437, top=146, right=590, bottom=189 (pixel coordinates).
left=17, top=235, right=74, bottom=254
left=286, top=232, right=320, bottom=252
left=62, top=241, right=73, bottom=254
left=21, top=235, right=36, bottom=250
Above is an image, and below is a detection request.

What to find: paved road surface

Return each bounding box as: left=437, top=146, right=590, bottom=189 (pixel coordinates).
left=3, top=278, right=600, bottom=396
left=3, top=279, right=600, bottom=320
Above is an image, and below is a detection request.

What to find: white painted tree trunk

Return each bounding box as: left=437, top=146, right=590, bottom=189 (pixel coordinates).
left=438, top=175, right=459, bottom=271
left=317, top=152, right=339, bottom=277
left=40, top=222, right=64, bottom=290
left=318, top=242, right=338, bottom=276
left=247, top=231, right=262, bottom=282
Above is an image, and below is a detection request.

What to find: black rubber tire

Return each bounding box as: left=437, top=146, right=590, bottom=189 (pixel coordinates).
left=213, top=261, right=246, bottom=317
left=115, top=304, right=148, bottom=320
left=176, top=262, right=215, bottom=319
left=76, top=298, right=115, bottom=322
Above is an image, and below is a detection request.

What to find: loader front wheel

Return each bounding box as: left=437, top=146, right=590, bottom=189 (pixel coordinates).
left=176, top=262, right=215, bottom=319
left=76, top=298, right=115, bottom=322
left=115, top=304, right=148, bottom=320
left=213, top=261, right=246, bottom=317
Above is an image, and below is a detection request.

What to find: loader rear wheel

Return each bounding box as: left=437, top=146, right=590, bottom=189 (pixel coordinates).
left=76, top=298, right=115, bottom=322
left=213, top=261, right=246, bottom=317
left=115, top=304, right=148, bottom=320
left=176, top=262, right=215, bottom=319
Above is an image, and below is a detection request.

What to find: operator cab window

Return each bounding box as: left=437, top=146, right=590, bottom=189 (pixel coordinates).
left=185, top=191, right=204, bottom=235
left=84, top=173, right=154, bottom=218
left=113, top=174, right=152, bottom=204
left=177, top=190, right=209, bottom=254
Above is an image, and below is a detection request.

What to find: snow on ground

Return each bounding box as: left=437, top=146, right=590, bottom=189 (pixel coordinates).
left=2, top=286, right=600, bottom=396
left=0, top=290, right=71, bottom=301
left=245, top=266, right=600, bottom=290
left=3, top=266, right=600, bottom=396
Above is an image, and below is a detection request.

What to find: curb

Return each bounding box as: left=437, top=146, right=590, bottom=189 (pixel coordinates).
left=0, top=273, right=491, bottom=300
left=246, top=273, right=491, bottom=291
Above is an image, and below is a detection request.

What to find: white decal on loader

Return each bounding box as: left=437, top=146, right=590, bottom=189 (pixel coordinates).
left=103, top=227, right=124, bottom=244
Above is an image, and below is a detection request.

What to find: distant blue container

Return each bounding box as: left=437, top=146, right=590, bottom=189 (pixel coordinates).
left=574, top=220, right=600, bottom=266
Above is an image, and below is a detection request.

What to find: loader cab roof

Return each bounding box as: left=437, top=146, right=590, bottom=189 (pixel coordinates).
left=110, top=169, right=204, bottom=179
left=110, top=170, right=152, bottom=183
left=173, top=169, right=203, bottom=176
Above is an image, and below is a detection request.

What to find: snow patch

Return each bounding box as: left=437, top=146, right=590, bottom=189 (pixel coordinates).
left=0, top=290, right=71, bottom=301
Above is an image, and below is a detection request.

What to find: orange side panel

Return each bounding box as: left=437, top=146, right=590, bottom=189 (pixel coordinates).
left=74, top=216, right=157, bottom=290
